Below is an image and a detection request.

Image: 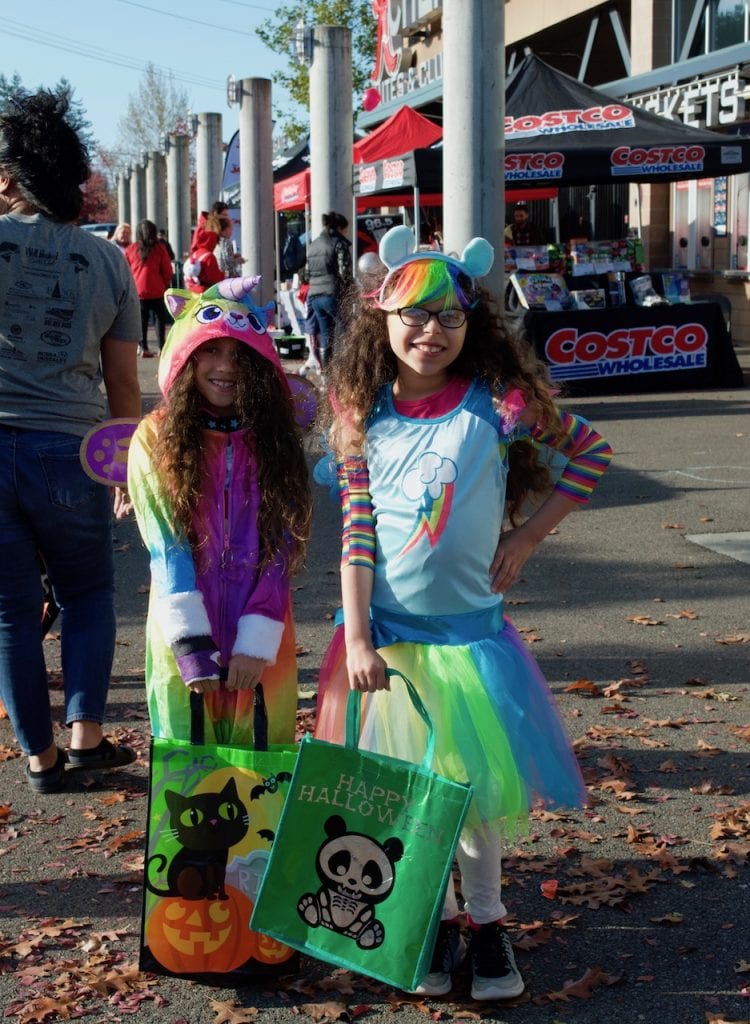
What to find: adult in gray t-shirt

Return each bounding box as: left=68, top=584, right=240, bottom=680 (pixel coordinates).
left=0, top=88, right=141, bottom=793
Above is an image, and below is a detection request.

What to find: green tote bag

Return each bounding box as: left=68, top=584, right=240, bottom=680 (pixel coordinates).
left=139, top=685, right=299, bottom=981
left=250, top=670, right=473, bottom=991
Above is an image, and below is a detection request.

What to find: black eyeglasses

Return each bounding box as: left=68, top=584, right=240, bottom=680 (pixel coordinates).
left=392, top=306, right=468, bottom=329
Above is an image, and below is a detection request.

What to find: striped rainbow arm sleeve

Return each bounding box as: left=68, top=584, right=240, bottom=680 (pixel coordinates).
left=337, top=455, right=376, bottom=570
left=531, top=411, right=613, bottom=503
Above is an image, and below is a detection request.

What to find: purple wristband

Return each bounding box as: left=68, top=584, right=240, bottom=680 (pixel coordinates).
left=175, top=649, right=221, bottom=685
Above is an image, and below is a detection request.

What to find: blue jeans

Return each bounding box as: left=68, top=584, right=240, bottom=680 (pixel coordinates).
left=309, top=294, right=338, bottom=364
left=0, top=427, right=115, bottom=755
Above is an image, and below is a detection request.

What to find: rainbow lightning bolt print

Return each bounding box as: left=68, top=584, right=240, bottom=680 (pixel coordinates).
left=398, top=452, right=458, bottom=557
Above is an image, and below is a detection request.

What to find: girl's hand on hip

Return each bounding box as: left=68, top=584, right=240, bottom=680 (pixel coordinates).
left=225, top=654, right=266, bottom=691
left=490, top=524, right=538, bottom=593
left=346, top=638, right=389, bottom=692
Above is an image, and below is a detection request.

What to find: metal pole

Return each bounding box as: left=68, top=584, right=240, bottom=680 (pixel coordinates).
left=166, top=133, right=191, bottom=262
left=196, top=112, right=224, bottom=214
left=309, top=25, right=353, bottom=236
left=145, top=151, right=167, bottom=230
left=116, top=172, right=131, bottom=225
left=442, top=0, right=505, bottom=295
left=129, top=163, right=147, bottom=228
left=239, top=78, right=274, bottom=306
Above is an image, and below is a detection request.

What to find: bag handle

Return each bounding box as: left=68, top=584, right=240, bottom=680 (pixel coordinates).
left=188, top=672, right=269, bottom=751
left=345, top=668, right=435, bottom=770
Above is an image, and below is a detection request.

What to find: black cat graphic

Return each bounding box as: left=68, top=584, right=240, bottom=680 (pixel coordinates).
left=146, top=777, right=249, bottom=900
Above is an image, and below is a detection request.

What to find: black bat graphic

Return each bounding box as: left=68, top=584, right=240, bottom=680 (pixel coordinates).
left=250, top=772, right=293, bottom=799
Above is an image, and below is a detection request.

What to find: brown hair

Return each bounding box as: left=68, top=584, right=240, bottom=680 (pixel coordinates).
left=151, top=345, right=311, bottom=573
left=323, top=276, right=565, bottom=524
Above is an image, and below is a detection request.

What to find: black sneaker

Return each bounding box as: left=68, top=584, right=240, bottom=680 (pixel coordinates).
left=413, top=920, right=466, bottom=997
left=469, top=922, right=525, bottom=1001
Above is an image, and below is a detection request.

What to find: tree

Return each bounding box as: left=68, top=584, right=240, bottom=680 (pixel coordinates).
left=79, top=168, right=116, bottom=224
left=255, top=1, right=376, bottom=142
left=114, top=63, right=191, bottom=168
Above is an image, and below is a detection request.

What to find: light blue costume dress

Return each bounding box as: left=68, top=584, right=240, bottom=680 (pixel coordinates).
left=316, top=379, right=611, bottom=837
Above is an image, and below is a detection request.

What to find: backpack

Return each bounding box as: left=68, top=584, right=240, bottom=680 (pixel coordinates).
left=282, top=232, right=306, bottom=276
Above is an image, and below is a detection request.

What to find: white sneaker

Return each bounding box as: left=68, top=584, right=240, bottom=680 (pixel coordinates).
left=412, top=921, right=466, bottom=997
left=469, top=922, right=525, bottom=1001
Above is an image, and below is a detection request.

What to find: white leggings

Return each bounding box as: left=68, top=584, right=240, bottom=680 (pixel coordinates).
left=441, top=823, right=506, bottom=925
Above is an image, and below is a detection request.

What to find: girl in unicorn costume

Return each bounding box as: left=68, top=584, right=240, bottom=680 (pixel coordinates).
left=128, top=277, right=311, bottom=746
left=314, top=226, right=613, bottom=1000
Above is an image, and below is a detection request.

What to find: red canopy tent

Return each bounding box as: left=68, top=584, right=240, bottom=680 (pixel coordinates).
left=353, top=105, right=443, bottom=164
left=273, top=169, right=310, bottom=212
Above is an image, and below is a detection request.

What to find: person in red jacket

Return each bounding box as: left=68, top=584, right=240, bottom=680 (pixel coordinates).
left=184, top=213, right=224, bottom=294
left=126, top=219, right=174, bottom=357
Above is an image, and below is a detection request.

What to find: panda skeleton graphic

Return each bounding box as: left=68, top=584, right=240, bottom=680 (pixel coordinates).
left=297, top=815, right=403, bottom=949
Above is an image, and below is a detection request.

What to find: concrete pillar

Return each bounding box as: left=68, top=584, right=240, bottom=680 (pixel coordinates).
left=116, top=172, right=131, bottom=225
left=442, top=0, right=505, bottom=295
left=196, top=113, right=224, bottom=214
left=166, top=133, right=191, bottom=262
left=238, top=78, right=274, bottom=306
left=145, top=150, right=167, bottom=231
left=129, top=162, right=147, bottom=229
left=309, top=25, right=353, bottom=239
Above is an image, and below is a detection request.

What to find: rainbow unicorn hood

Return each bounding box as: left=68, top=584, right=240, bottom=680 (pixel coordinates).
left=158, top=276, right=281, bottom=396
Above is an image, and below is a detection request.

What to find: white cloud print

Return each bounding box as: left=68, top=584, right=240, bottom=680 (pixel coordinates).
left=402, top=452, right=458, bottom=501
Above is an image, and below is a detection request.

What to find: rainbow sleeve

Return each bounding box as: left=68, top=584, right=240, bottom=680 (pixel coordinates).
left=531, top=411, right=613, bottom=503
left=337, top=455, right=376, bottom=570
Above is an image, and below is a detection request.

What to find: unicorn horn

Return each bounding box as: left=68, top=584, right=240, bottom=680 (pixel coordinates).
left=216, top=275, right=262, bottom=301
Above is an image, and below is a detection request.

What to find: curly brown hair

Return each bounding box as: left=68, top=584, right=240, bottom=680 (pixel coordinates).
left=323, top=274, right=566, bottom=524
left=151, top=345, right=311, bottom=574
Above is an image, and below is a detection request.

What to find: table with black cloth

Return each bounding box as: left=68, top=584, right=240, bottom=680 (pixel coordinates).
left=521, top=300, right=744, bottom=396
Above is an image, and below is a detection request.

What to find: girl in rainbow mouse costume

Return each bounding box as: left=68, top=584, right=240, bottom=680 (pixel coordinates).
left=128, top=277, right=311, bottom=746
left=315, top=226, right=613, bottom=1001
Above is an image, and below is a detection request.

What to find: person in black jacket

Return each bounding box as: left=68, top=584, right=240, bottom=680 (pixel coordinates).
left=305, top=211, right=352, bottom=366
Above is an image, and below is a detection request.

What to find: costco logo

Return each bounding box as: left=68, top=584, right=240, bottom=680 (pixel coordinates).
left=505, top=105, right=635, bottom=139
left=611, top=145, right=705, bottom=176
left=505, top=152, right=565, bottom=180
left=358, top=166, right=377, bottom=193
left=545, top=323, right=708, bottom=380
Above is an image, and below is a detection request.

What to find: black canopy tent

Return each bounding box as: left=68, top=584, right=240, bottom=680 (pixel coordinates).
left=503, top=54, right=750, bottom=188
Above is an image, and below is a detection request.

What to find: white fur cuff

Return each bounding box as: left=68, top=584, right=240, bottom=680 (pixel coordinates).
left=157, top=590, right=212, bottom=645
left=232, top=614, right=284, bottom=665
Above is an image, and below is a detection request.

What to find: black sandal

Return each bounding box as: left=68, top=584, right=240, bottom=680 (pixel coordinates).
left=67, top=737, right=136, bottom=770
left=26, top=748, right=67, bottom=794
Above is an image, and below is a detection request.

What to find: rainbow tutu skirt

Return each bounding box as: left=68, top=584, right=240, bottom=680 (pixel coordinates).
left=315, top=604, right=588, bottom=837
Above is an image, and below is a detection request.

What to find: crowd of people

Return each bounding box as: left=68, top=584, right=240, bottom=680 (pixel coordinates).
left=1, top=86, right=614, bottom=1004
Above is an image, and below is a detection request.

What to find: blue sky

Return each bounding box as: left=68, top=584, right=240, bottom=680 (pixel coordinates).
left=4, top=0, right=296, bottom=155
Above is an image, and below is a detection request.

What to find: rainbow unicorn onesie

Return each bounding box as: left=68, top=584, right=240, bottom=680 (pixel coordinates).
left=127, top=278, right=298, bottom=746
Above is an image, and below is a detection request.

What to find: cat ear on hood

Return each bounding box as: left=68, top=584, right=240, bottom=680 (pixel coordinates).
left=164, top=289, right=193, bottom=320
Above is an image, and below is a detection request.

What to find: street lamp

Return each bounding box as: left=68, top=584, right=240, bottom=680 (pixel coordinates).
left=294, top=17, right=313, bottom=66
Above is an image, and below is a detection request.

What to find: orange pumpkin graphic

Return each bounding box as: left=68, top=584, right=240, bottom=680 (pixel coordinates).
left=146, top=884, right=256, bottom=974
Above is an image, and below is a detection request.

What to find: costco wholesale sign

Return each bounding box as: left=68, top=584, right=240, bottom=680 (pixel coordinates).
left=544, top=321, right=709, bottom=383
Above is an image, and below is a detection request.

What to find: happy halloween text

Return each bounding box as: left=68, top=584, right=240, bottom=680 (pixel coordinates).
left=296, top=773, right=446, bottom=847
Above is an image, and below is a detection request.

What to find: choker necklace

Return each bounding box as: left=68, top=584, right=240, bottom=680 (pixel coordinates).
left=200, top=411, right=243, bottom=432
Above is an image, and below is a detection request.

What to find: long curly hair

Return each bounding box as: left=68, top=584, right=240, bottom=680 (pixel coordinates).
left=150, top=345, right=311, bottom=574
left=324, top=258, right=565, bottom=523
left=0, top=89, right=89, bottom=222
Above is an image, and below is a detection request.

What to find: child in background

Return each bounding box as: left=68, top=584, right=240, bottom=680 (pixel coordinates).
left=315, top=226, right=613, bottom=1001
left=128, top=277, right=311, bottom=746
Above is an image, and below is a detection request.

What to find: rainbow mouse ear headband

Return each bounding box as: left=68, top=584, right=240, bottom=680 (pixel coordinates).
left=377, top=224, right=495, bottom=304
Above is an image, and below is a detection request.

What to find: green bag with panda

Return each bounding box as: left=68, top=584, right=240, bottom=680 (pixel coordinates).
left=250, top=670, right=473, bottom=991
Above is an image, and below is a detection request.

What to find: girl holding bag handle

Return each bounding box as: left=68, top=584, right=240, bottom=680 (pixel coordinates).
left=314, top=226, right=613, bottom=1000
left=128, top=277, right=311, bottom=746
